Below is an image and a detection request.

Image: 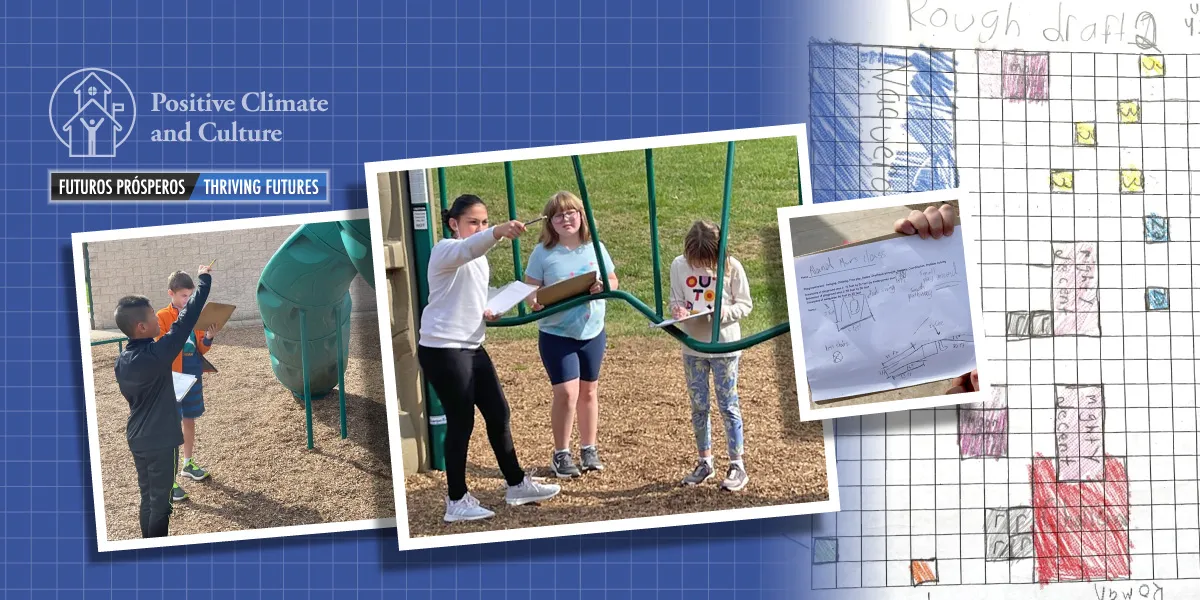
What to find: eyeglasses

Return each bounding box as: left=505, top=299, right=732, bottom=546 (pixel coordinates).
left=552, top=210, right=580, bottom=223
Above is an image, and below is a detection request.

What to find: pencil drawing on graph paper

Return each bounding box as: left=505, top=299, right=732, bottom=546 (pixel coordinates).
left=804, top=39, right=1200, bottom=592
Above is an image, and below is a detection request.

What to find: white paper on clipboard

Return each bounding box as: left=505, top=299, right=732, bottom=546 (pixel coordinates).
left=486, top=281, right=539, bottom=315
left=650, top=308, right=714, bottom=328
left=172, top=372, right=198, bottom=402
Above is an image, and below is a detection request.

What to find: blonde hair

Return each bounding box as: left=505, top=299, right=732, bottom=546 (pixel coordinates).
left=684, top=220, right=730, bottom=271
left=538, top=191, right=592, bottom=249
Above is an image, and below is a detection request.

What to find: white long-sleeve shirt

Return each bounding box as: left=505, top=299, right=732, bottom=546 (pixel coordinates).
left=668, top=255, right=753, bottom=358
left=418, top=227, right=501, bottom=349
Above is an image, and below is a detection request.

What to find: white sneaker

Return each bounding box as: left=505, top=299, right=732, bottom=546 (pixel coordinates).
left=505, top=475, right=561, bottom=506
left=443, top=493, right=495, bottom=523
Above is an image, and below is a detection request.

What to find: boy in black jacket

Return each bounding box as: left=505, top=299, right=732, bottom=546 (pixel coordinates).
left=112, top=265, right=213, bottom=538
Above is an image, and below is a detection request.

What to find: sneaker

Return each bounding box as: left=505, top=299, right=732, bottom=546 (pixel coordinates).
left=506, top=475, right=561, bottom=506
left=551, top=450, right=581, bottom=478
left=580, top=446, right=604, bottom=472
left=720, top=463, right=749, bottom=492
left=443, top=493, right=495, bottom=523
left=682, top=460, right=715, bottom=486
left=180, top=459, right=210, bottom=481
left=171, top=483, right=189, bottom=502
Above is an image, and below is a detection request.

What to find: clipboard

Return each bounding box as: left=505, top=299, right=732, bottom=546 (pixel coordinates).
left=200, top=355, right=218, bottom=374
left=650, top=308, right=714, bottom=329
left=798, top=212, right=963, bottom=257
left=535, top=272, right=597, bottom=306
left=194, top=302, right=236, bottom=332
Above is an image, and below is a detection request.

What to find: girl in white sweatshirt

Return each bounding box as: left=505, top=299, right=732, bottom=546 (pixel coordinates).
left=667, top=220, right=753, bottom=492
left=417, top=194, right=561, bottom=523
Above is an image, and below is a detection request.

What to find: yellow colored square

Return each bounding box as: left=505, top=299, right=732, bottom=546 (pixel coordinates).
left=1121, top=168, right=1144, bottom=194
left=1075, top=122, right=1097, bottom=146
left=1141, top=55, right=1165, bottom=77
left=1051, top=170, right=1074, bottom=192
left=1118, top=100, right=1140, bottom=124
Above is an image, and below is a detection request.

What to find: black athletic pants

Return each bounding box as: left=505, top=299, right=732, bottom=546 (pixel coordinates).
left=417, top=345, right=525, bottom=500
left=131, top=446, right=178, bottom=538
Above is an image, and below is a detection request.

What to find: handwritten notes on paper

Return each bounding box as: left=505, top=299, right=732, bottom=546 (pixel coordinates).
left=795, top=234, right=976, bottom=401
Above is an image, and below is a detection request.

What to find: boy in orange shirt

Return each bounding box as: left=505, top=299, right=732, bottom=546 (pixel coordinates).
left=156, top=271, right=218, bottom=502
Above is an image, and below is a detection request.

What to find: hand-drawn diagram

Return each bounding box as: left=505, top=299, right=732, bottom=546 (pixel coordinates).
left=796, top=237, right=978, bottom=402
left=881, top=336, right=974, bottom=381
left=823, top=292, right=876, bottom=331
left=806, top=42, right=1198, bottom=589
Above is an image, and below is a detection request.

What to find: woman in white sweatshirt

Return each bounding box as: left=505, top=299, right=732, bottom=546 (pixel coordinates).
left=417, top=194, right=561, bottom=523
left=667, top=220, right=754, bottom=492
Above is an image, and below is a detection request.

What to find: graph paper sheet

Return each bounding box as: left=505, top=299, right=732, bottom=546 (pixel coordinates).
left=801, top=9, right=1200, bottom=597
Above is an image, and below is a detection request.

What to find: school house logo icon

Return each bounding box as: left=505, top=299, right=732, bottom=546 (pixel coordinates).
left=49, top=68, right=137, bottom=158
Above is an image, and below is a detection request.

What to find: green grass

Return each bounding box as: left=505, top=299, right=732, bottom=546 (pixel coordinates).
left=436, top=136, right=802, bottom=341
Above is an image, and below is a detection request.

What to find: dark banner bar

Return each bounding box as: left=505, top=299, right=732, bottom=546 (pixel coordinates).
left=51, top=172, right=199, bottom=201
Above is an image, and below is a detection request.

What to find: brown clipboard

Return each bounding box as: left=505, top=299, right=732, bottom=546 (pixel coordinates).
left=194, top=302, right=236, bottom=332
left=200, top=355, right=218, bottom=374
left=798, top=213, right=962, bottom=257
left=536, top=272, right=597, bottom=306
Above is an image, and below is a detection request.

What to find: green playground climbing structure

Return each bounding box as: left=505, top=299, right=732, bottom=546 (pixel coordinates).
left=396, top=140, right=806, bottom=470
left=256, top=218, right=375, bottom=450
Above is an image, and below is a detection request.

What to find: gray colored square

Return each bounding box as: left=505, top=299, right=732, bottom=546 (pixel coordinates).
left=1009, top=533, right=1035, bottom=559
left=984, top=508, right=1010, bottom=562
left=1006, top=311, right=1029, bottom=337
left=1008, top=507, right=1033, bottom=535
left=813, top=537, right=838, bottom=565
left=1030, top=311, right=1053, bottom=336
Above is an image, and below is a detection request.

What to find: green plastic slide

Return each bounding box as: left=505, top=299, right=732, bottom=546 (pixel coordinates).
left=257, top=219, right=375, bottom=398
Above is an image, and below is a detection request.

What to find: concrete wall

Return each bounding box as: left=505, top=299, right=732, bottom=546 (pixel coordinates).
left=86, top=223, right=377, bottom=330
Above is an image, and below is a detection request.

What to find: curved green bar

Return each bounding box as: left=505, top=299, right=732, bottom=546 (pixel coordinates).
left=488, top=290, right=789, bottom=354
left=257, top=219, right=376, bottom=398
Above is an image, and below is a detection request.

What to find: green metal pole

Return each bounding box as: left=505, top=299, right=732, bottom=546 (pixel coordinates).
left=300, top=309, right=314, bottom=450
left=504, top=162, right=526, bottom=317
left=645, top=149, right=663, bottom=317
left=797, top=149, right=804, bottom=205
left=571, top=155, right=610, bottom=290
left=409, top=171, right=446, bottom=471
left=82, top=242, right=95, bottom=330
left=336, top=303, right=347, bottom=439
left=437, top=167, right=451, bottom=240
left=711, top=142, right=735, bottom=343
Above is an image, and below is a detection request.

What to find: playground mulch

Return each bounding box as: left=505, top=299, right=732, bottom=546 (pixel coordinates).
left=402, top=334, right=830, bottom=537
left=92, top=314, right=393, bottom=542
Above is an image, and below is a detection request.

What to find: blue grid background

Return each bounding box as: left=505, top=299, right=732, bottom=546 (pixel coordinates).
left=1, top=0, right=823, bottom=597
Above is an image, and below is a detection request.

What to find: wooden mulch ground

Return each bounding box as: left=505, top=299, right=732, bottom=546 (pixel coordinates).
left=402, top=335, right=830, bottom=537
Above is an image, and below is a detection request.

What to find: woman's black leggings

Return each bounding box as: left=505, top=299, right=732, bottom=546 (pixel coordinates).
left=417, top=345, right=525, bottom=500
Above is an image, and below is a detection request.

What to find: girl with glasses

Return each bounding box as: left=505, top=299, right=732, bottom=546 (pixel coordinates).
left=523, top=191, right=618, bottom=478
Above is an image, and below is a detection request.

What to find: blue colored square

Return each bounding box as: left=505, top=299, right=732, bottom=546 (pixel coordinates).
left=1145, top=214, right=1169, bottom=242
left=812, top=43, right=834, bottom=68
left=1147, top=287, right=1170, bottom=310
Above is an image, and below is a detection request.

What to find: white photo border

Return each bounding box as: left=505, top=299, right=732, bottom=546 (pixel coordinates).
left=777, top=188, right=994, bottom=422
left=72, top=208, right=398, bottom=552
left=364, top=123, right=842, bottom=551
